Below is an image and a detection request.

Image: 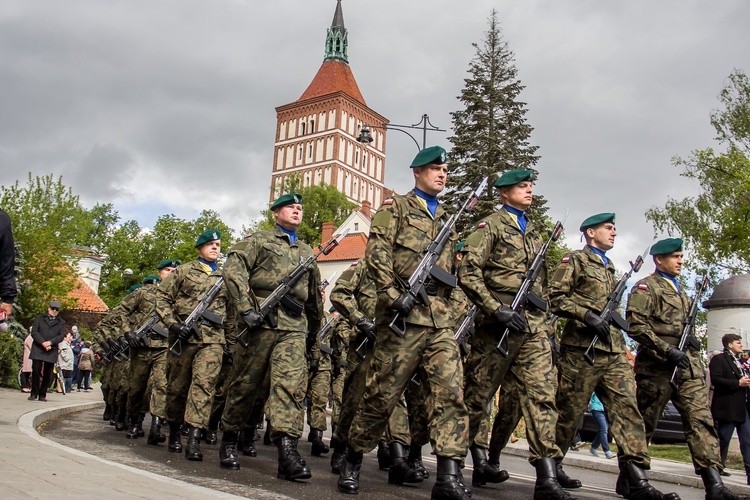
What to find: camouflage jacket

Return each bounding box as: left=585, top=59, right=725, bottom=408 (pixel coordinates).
left=223, top=227, right=323, bottom=333
left=329, top=259, right=377, bottom=328
left=457, top=208, right=549, bottom=331
left=117, top=283, right=168, bottom=348
left=626, top=272, right=699, bottom=377
left=549, top=246, right=626, bottom=353
left=366, top=190, right=457, bottom=329
left=156, top=260, right=230, bottom=344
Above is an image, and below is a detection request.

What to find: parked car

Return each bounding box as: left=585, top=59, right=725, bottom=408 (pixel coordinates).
left=579, top=400, right=686, bottom=444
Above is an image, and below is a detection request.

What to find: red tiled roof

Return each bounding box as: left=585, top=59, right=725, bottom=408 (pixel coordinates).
left=69, top=278, right=109, bottom=313
left=317, top=233, right=368, bottom=262
left=298, top=60, right=366, bottom=105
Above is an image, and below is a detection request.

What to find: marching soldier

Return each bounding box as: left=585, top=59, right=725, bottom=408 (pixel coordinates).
left=156, top=230, right=230, bottom=462
left=627, top=238, right=744, bottom=499
left=457, top=169, right=565, bottom=498
left=338, top=146, right=469, bottom=499
left=549, top=213, right=679, bottom=500
left=306, top=291, right=334, bottom=457
left=218, top=193, right=323, bottom=481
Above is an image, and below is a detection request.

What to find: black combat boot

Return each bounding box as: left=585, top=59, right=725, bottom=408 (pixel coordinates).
left=377, top=439, right=391, bottom=470
left=263, top=420, right=272, bottom=446
left=276, top=436, right=312, bottom=481
left=470, top=444, right=509, bottom=486
left=432, top=456, right=471, bottom=500
left=147, top=415, right=167, bottom=445
left=616, top=462, right=681, bottom=500
left=114, top=406, right=127, bottom=431
left=103, top=403, right=113, bottom=421
left=125, top=414, right=140, bottom=439
left=330, top=437, right=346, bottom=474
left=204, top=428, right=218, bottom=446
left=185, top=426, right=203, bottom=461
left=556, top=461, right=582, bottom=489
left=241, top=428, right=257, bottom=457
left=136, top=413, right=145, bottom=437
left=310, top=428, right=330, bottom=456
left=407, top=443, right=430, bottom=479
left=388, top=442, right=423, bottom=485
left=338, top=447, right=363, bottom=494
left=168, top=422, right=183, bottom=453
left=701, top=467, right=748, bottom=500
left=219, top=430, right=240, bottom=470
left=534, top=457, right=578, bottom=500
left=109, top=404, right=117, bottom=426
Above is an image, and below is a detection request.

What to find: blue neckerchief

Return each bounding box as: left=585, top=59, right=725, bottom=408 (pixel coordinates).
left=658, top=271, right=680, bottom=293
left=503, top=205, right=527, bottom=234
left=414, top=187, right=438, bottom=217
left=198, top=257, right=218, bottom=272
left=278, top=224, right=297, bottom=244
left=587, top=245, right=609, bottom=267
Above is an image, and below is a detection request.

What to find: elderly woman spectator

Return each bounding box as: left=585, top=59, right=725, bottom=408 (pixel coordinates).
left=57, top=332, right=74, bottom=393
left=77, top=341, right=95, bottom=391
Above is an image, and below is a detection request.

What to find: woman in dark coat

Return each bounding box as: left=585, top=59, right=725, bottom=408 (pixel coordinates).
left=29, top=301, right=66, bottom=401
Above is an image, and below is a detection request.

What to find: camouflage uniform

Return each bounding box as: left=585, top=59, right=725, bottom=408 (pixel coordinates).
left=549, top=247, right=650, bottom=468
left=458, top=208, right=562, bottom=462
left=156, top=260, right=229, bottom=429
left=348, top=191, right=468, bottom=460
left=220, top=228, right=323, bottom=441
left=627, top=272, right=722, bottom=471
left=306, top=312, right=333, bottom=431
left=330, top=319, right=349, bottom=428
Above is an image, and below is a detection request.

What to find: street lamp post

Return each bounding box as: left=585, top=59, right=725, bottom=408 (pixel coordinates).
left=356, top=113, right=446, bottom=151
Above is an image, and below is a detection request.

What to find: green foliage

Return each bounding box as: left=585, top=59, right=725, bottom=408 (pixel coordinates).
left=445, top=9, right=547, bottom=237
left=0, top=332, right=22, bottom=388
left=646, top=69, right=750, bottom=278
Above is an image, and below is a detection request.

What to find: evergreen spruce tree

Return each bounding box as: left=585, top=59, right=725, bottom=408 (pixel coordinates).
left=445, top=10, right=548, bottom=236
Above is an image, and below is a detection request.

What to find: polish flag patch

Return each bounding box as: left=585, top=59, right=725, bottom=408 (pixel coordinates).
left=350, top=261, right=359, bottom=267
left=638, top=284, right=648, bottom=290
left=477, top=221, right=487, bottom=229
left=382, top=198, right=393, bottom=205
left=561, top=256, right=570, bottom=263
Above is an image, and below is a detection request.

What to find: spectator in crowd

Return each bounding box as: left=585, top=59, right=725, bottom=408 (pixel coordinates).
left=77, top=341, right=95, bottom=392
left=57, top=332, right=74, bottom=393
left=29, top=301, right=66, bottom=401
left=709, top=333, right=750, bottom=484
left=589, top=392, right=616, bottom=459
left=20, top=327, right=33, bottom=393
left=0, top=208, right=17, bottom=320
left=70, top=327, right=83, bottom=390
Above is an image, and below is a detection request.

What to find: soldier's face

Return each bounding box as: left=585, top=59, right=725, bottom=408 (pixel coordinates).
left=587, top=223, right=616, bottom=251
left=198, top=240, right=221, bottom=262
left=655, top=252, right=682, bottom=276
left=501, top=181, right=533, bottom=210
left=158, top=267, right=176, bottom=280
left=414, top=164, right=448, bottom=196
left=275, top=204, right=303, bottom=230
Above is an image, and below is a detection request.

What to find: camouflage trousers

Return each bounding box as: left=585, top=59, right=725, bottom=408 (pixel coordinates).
left=487, top=377, right=523, bottom=454
left=464, top=324, right=561, bottom=462
left=166, top=342, right=222, bottom=429
left=405, top=373, right=432, bottom=447
left=222, top=327, right=306, bottom=440
left=127, top=347, right=168, bottom=418
left=348, top=325, right=469, bottom=459
left=636, top=372, right=721, bottom=471
left=107, top=359, right=130, bottom=409
left=331, top=364, right=345, bottom=428
left=307, top=366, right=331, bottom=430
left=99, top=361, right=112, bottom=399
left=208, top=355, right=235, bottom=431
left=556, top=346, right=650, bottom=468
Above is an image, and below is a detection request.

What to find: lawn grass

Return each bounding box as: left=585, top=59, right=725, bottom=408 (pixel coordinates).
left=648, top=443, right=744, bottom=471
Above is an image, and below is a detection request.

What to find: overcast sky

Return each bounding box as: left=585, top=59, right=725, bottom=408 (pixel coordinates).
left=1, top=0, right=748, bottom=273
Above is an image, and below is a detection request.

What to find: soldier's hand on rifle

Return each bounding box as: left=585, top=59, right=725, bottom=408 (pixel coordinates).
left=310, top=357, right=319, bottom=373
left=584, top=310, right=611, bottom=343
left=493, top=306, right=528, bottom=332
left=356, top=317, right=376, bottom=342
left=125, top=331, right=140, bottom=350
left=117, top=335, right=129, bottom=350
left=169, top=322, right=191, bottom=342
left=665, top=346, right=690, bottom=369
left=391, top=292, right=417, bottom=316
left=241, top=310, right=264, bottom=330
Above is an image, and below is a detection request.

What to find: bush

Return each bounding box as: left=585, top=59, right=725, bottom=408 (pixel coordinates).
left=0, top=328, right=23, bottom=388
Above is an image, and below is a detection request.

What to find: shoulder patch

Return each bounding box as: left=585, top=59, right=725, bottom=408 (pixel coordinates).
left=477, top=221, right=487, bottom=229
left=371, top=209, right=393, bottom=229
left=638, top=284, right=648, bottom=290
left=382, top=198, right=393, bottom=206
left=350, top=261, right=359, bottom=267
left=561, top=256, right=570, bottom=263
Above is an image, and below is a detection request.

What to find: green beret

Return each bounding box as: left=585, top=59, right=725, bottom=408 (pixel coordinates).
left=579, top=213, right=615, bottom=232
left=270, top=193, right=302, bottom=211
left=410, top=146, right=447, bottom=168
left=128, top=284, right=142, bottom=294
left=494, top=169, right=534, bottom=188
left=329, top=305, right=336, bottom=313
left=142, top=275, right=159, bottom=285
left=456, top=241, right=466, bottom=253
left=650, top=237, right=683, bottom=256
left=195, top=229, right=221, bottom=248
left=157, top=259, right=180, bottom=270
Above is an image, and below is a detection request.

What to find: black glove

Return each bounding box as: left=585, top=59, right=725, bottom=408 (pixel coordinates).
left=356, top=317, right=376, bottom=342
left=391, top=292, right=417, bottom=317
left=169, top=322, right=191, bottom=342
left=583, top=310, right=611, bottom=343
left=241, top=310, right=264, bottom=331
left=665, top=346, right=690, bottom=369
left=222, top=345, right=234, bottom=365
left=492, top=306, right=528, bottom=332
left=125, top=331, right=141, bottom=349
left=310, top=358, right=320, bottom=373
left=117, top=335, right=129, bottom=351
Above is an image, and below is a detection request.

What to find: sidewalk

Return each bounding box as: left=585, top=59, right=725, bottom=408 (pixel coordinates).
left=504, top=436, right=750, bottom=493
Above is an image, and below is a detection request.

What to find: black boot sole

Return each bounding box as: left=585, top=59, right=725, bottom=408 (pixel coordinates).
left=220, top=462, right=240, bottom=470
left=277, top=471, right=312, bottom=481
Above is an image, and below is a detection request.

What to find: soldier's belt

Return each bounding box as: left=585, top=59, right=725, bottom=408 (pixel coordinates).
left=424, top=282, right=451, bottom=299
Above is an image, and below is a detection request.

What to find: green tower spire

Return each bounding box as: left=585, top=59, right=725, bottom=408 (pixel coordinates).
left=324, top=0, right=348, bottom=63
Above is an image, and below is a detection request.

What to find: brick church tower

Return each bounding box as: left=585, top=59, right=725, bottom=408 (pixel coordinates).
left=270, top=0, right=389, bottom=208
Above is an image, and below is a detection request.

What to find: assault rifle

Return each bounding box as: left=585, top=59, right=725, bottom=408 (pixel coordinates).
left=455, top=305, right=478, bottom=357
left=107, top=337, right=128, bottom=361
left=319, top=272, right=337, bottom=292
left=317, top=314, right=339, bottom=356
left=583, top=247, right=649, bottom=366
left=353, top=317, right=376, bottom=360
left=669, top=274, right=710, bottom=391
left=131, top=313, right=168, bottom=346
left=496, top=211, right=568, bottom=356
left=389, top=177, right=488, bottom=338
left=236, top=230, right=349, bottom=348
left=169, top=277, right=226, bottom=356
